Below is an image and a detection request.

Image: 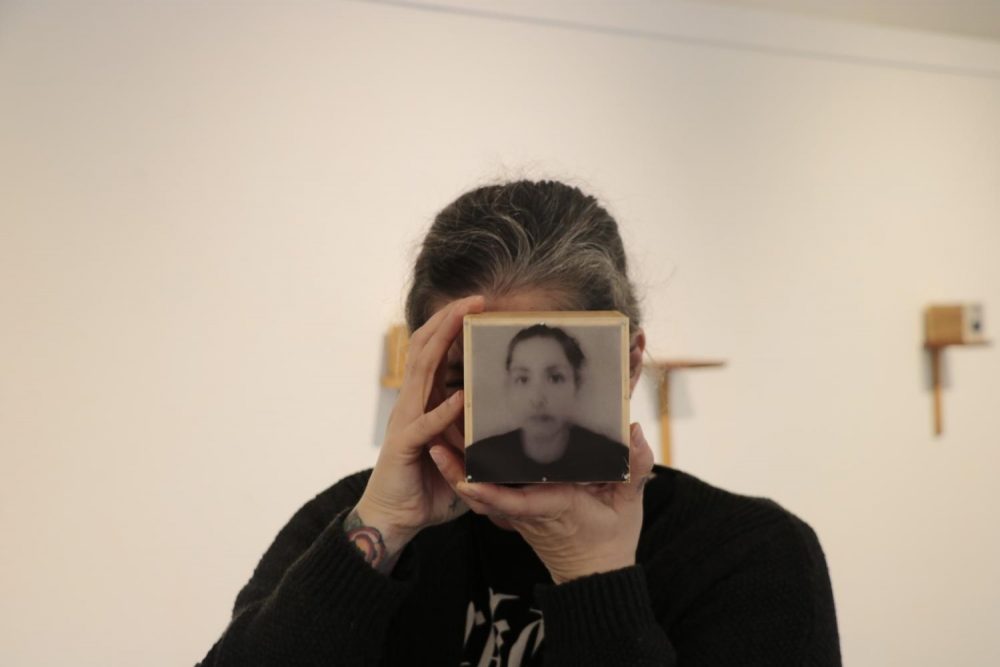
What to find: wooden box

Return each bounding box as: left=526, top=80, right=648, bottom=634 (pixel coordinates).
left=462, top=311, right=630, bottom=484
left=925, top=304, right=985, bottom=346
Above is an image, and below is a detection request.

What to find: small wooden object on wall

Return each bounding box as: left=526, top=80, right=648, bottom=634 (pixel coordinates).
left=381, top=324, right=409, bottom=389
left=924, top=304, right=989, bottom=436
left=650, top=359, right=726, bottom=466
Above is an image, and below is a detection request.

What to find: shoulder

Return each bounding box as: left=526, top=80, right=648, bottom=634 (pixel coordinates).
left=232, top=468, right=373, bottom=612
left=641, top=466, right=835, bottom=609
left=643, top=466, right=823, bottom=558
left=639, top=468, right=840, bottom=660
left=261, top=468, right=373, bottom=553
left=569, top=424, right=629, bottom=452
left=465, top=429, right=524, bottom=481
left=468, top=429, right=521, bottom=455
left=470, top=429, right=520, bottom=446
left=308, top=468, right=373, bottom=517
left=257, top=469, right=373, bottom=548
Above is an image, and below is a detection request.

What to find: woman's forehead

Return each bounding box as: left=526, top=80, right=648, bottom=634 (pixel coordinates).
left=510, top=337, right=569, bottom=365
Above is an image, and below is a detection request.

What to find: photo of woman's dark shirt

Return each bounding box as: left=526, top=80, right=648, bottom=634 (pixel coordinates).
left=465, top=425, right=630, bottom=483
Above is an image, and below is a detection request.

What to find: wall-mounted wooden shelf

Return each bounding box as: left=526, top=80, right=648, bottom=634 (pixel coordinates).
left=649, top=359, right=726, bottom=466
left=381, top=324, right=409, bottom=389
left=925, top=340, right=990, bottom=436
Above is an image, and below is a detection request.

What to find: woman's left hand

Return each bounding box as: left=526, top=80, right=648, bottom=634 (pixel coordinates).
left=429, top=423, right=655, bottom=584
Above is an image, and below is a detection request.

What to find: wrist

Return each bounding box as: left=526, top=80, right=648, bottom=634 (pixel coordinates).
left=350, top=498, right=419, bottom=558
left=548, top=555, right=636, bottom=585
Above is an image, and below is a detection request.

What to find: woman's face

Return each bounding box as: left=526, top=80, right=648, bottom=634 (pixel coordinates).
left=506, top=336, right=577, bottom=440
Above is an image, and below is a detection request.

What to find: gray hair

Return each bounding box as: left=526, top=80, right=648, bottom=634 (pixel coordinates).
left=405, top=180, right=641, bottom=332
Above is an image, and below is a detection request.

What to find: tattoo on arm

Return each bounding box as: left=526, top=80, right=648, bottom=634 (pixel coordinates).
left=343, top=508, right=398, bottom=573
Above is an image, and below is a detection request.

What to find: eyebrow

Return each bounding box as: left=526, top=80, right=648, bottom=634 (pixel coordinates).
left=510, top=364, right=569, bottom=372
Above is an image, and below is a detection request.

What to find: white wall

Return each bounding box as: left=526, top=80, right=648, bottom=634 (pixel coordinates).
left=2, top=1, right=998, bottom=665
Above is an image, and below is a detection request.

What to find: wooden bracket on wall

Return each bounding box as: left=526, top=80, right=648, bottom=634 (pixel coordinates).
left=381, top=324, right=409, bottom=389
left=650, top=359, right=726, bottom=466
left=924, top=304, right=989, bottom=436
left=925, top=341, right=989, bottom=436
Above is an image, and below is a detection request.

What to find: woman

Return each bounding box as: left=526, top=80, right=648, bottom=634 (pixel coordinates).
left=465, top=324, right=630, bottom=483
left=199, top=180, right=841, bottom=666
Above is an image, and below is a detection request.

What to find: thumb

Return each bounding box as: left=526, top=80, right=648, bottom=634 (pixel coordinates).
left=428, top=443, right=466, bottom=487
left=625, top=423, right=655, bottom=498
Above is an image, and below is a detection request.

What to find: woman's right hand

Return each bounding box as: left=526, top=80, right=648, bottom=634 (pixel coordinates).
left=350, top=295, right=484, bottom=566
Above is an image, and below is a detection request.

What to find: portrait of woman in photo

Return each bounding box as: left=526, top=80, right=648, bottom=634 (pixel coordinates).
left=465, top=324, right=630, bottom=483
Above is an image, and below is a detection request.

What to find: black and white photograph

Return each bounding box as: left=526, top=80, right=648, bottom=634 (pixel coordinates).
left=463, top=312, right=630, bottom=483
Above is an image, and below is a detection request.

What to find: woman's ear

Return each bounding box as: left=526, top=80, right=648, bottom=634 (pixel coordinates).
left=628, top=328, right=646, bottom=396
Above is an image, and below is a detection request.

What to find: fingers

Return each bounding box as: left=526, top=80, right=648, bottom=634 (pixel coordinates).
left=631, top=423, right=655, bottom=475
left=424, top=442, right=573, bottom=520
left=407, top=295, right=463, bottom=351
left=441, top=421, right=465, bottom=452
left=399, top=390, right=465, bottom=453
left=398, top=295, right=483, bottom=418
left=455, top=481, right=572, bottom=521
left=426, top=384, right=466, bottom=451
left=426, top=445, right=499, bottom=518
left=624, top=423, right=655, bottom=499
left=427, top=443, right=465, bottom=487
left=411, top=296, right=482, bottom=380
left=407, top=295, right=482, bottom=367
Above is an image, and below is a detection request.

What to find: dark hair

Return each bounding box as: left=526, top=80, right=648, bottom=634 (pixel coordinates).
left=505, top=324, right=585, bottom=385
left=405, top=180, right=641, bottom=332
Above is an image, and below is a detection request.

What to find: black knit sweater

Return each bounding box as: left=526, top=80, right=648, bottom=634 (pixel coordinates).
left=199, top=466, right=841, bottom=665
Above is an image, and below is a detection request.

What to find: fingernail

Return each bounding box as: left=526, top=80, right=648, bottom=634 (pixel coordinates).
left=449, top=390, right=463, bottom=404
left=428, top=447, right=446, bottom=469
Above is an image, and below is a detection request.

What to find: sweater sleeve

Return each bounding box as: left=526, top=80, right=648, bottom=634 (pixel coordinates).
left=535, top=514, right=840, bottom=667
left=197, top=471, right=413, bottom=667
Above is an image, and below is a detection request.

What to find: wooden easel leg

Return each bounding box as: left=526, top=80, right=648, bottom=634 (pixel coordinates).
left=658, top=371, right=672, bottom=466
left=931, top=347, right=943, bottom=436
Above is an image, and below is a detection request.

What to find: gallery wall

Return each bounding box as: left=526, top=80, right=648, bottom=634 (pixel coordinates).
left=2, top=1, right=998, bottom=664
